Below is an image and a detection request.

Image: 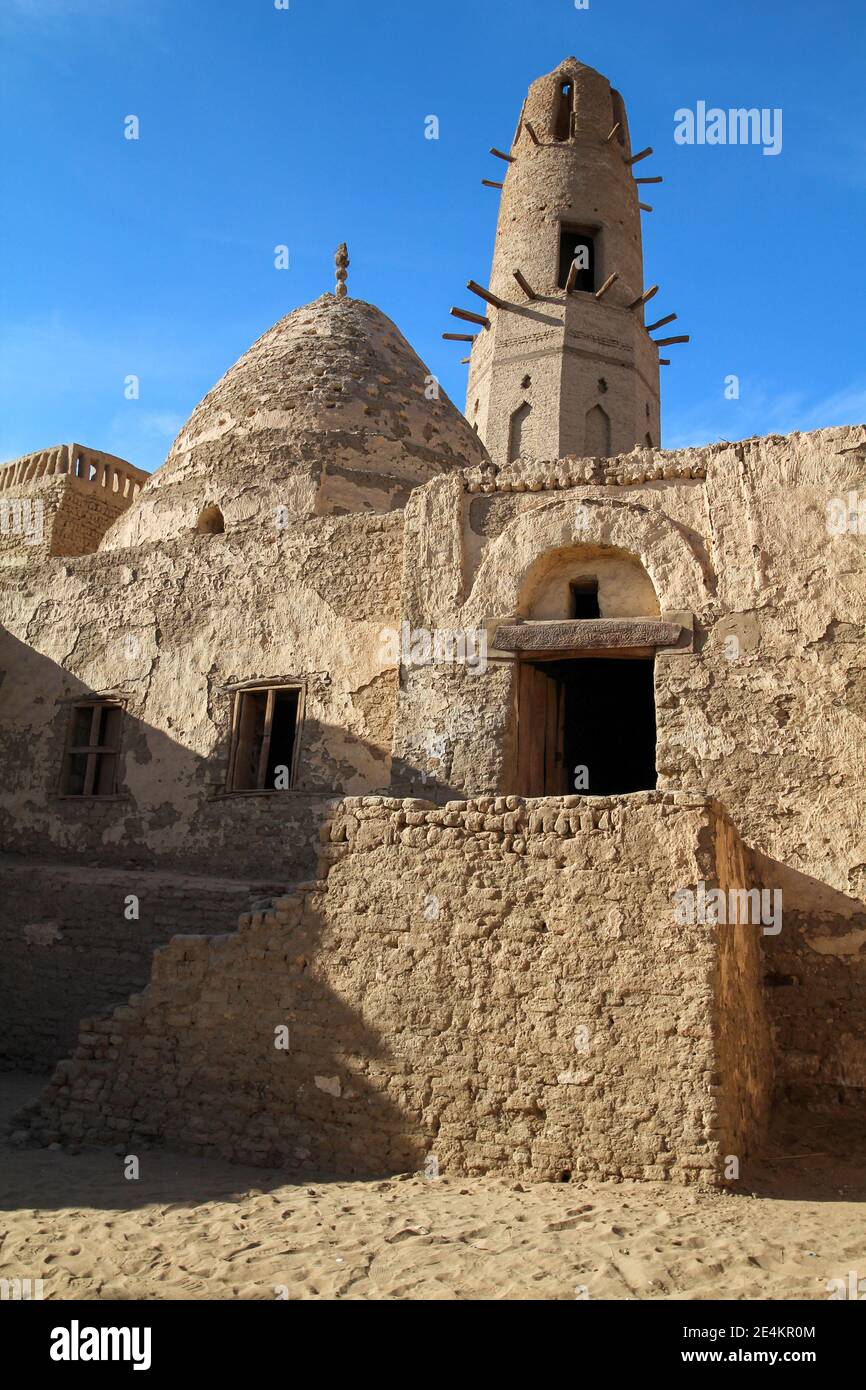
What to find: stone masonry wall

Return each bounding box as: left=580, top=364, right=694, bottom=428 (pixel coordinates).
left=392, top=430, right=866, bottom=1114
left=23, top=793, right=773, bottom=1185
left=0, top=860, right=288, bottom=1072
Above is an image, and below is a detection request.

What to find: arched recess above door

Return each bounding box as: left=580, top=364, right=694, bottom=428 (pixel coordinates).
left=463, top=494, right=714, bottom=623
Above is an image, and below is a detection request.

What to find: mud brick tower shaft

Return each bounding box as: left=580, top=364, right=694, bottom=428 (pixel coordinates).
left=467, top=57, right=661, bottom=464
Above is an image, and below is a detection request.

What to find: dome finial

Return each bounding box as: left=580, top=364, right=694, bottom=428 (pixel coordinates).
left=335, top=243, right=350, bottom=300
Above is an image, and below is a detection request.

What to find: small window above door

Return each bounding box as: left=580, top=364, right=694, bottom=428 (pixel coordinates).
left=570, top=580, right=600, bottom=619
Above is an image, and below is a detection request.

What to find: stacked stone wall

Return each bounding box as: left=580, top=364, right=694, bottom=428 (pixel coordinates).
left=23, top=793, right=773, bottom=1184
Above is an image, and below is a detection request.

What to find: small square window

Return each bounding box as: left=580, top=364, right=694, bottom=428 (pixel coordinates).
left=571, top=580, right=600, bottom=619
left=61, top=701, right=124, bottom=796
left=227, top=686, right=301, bottom=792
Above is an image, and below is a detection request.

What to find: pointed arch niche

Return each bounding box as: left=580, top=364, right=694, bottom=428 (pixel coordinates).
left=584, top=403, right=611, bottom=457
left=508, top=401, right=532, bottom=462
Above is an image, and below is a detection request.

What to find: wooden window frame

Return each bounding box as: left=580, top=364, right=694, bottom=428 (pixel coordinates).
left=58, top=699, right=125, bottom=798
left=226, top=683, right=304, bottom=794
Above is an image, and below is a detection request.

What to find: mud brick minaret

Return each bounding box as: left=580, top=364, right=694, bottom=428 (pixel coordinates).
left=466, top=57, right=662, bottom=465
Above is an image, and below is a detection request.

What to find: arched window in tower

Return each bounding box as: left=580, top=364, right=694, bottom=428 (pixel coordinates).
left=558, top=227, right=596, bottom=292
left=553, top=76, right=574, bottom=142
left=508, top=401, right=532, bottom=462
left=585, top=404, right=611, bottom=458
left=610, top=89, right=627, bottom=146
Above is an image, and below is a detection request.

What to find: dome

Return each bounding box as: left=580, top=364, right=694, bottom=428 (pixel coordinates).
left=101, top=294, right=489, bottom=548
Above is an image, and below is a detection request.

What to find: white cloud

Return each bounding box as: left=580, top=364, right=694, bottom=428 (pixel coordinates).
left=0, top=313, right=194, bottom=473
left=665, top=378, right=866, bottom=451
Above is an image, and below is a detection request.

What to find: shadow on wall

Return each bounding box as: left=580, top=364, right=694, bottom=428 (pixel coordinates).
left=0, top=1069, right=325, bottom=1213
left=0, top=622, right=429, bottom=1095
left=756, top=850, right=866, bottom=1110
left=8, top=885, right=429, bottom=1199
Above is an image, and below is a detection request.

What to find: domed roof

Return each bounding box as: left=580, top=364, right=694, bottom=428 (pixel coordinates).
left=102, top=294, right=489, bottom=548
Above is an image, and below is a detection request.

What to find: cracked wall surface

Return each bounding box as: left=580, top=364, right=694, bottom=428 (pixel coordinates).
left=0, top=511, right=403, bottom=875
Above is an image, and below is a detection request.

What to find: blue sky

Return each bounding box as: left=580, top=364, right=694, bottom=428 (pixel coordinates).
left=1, top=0, right=864, bottom=472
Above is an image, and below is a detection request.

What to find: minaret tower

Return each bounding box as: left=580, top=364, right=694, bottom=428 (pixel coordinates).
left=465, top=57, right=662, bottom=466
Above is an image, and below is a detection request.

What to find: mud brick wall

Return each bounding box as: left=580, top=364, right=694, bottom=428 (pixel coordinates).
left=0, top=483, right=61, bottom=565
left=0, top=860, right=283, bottom=1071
left=48, top=478, right=135, bottom=557
left=0, top=472, right=139, bottom=566
left=755, top=851, right=866, bottom=1108
left=26, top=793, right=773, bottom=1184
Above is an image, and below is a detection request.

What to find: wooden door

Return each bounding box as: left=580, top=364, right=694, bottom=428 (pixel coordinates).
left=516, top=662, right=567, bottom=796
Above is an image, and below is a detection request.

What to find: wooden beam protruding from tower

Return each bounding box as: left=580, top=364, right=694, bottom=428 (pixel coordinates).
left=443, top=333, right=476, bottom=342
left=646, top=312, right=677, bottom=332
left=450, top=306, right=491, bottom=329
left=629, top=285, right=659, bottom=309
left=639, top=203, right=653, bottom=212
left=565, top=260, right=580, bottom=293
left=625, top=147, right=653, bottom=166
left=512, top=269, right=538, bottom=301
left=467, top=280, right=507, bottom=310
left=594, top=272, right=619, bottom=300
left=490, top=147, right=515, bottom=163
left=524, top=120, right=541, bottom=145
left=635, top=175, right=663, bottom=184
left=482, top=179, right=504, bottom=190
left=659, top=359, right=671, bottom=366
left=653, top=335, right=690, bottom=346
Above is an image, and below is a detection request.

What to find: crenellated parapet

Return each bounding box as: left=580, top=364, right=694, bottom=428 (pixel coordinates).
left=0, top=443, right=148, bottom=563
left=0, top=443, right=146, bottom=496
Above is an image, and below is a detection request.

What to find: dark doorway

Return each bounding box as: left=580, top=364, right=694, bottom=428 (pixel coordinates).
left=515, top=657, right=656, bottom=796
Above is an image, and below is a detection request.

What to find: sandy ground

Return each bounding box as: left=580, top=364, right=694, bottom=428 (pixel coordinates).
left=2, top=1073, right=865, bottom=1301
